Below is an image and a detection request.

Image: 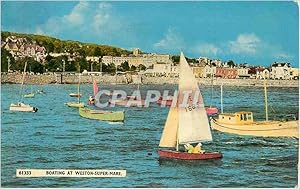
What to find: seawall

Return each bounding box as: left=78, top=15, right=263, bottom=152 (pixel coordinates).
left=1, top=73, right=299, bottom=88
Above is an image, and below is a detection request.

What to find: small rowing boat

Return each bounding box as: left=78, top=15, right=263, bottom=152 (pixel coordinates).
left=79, top=107, right=125, bottom=122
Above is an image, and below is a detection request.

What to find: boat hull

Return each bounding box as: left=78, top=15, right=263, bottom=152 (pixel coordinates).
left=79, top=108, right=124, bottom=122
left=210, top=118, right=299, bottom=138
left=158, top=150, right=222, bottom=160
left=24, top=93, right=35, bottom=98
left=205, top=107, right=219, bottom=116
left=65, top=102, right=85, bottom=108
left=109, top=99, right=146, bottom=107
left=69, top=93, right=82, bottom=97
left=10, top=103, right=38, bottom=112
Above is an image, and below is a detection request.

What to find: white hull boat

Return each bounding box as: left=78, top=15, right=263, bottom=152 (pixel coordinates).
left=10, top=103, right=38, bottom=112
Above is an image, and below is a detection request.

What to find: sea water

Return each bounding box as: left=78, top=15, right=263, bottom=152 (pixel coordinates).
left=1, top=84, right=298, bottom=187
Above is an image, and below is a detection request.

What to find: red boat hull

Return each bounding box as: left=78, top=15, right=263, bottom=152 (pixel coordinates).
left=158, top=150, right=222, bottom=160
left=205, top=107, right=219, bottom=116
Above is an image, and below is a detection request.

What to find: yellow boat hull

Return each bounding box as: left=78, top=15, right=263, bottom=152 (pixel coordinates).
left=65, top=102, right=85, bottom=108
left=210, top=118, right=299, bottom=138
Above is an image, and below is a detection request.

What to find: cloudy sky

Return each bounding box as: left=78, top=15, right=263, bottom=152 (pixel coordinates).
left=2, top=1, right=299, bottom=67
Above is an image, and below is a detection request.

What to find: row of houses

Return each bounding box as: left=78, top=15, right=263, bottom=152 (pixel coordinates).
left=2, top=36, right=298, bottom=79
left=143, top=62, right=299, bottom=80
left=1, top=36, right=47, bottom=63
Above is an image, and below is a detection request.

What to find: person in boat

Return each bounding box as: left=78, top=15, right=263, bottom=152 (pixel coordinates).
left=192, top=143, right=205, bottom=154
left=88, top=96, right=95, bottom=105
left=184, top=143, right=194, bottom=153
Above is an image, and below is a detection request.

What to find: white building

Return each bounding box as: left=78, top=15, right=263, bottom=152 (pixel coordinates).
left=86, top=56, right=100, bottom=62
left=143, top=63, right=179, bottom=77
left=211, top=59, right=222, bottom=67
left=198, top=57, right=209, bottom=65
left=290, top=68, right=299, bottom=79
left=203, top=65, right=217, bottom=78
left=270, top=62, right=291, bottom=80
left=237, top=67, right=250, bottom=78
left=256, top=68, right=270, bottom=79
left=49, top=52, right=70, bottom=57
left=101, top=52, right=170, bottom=68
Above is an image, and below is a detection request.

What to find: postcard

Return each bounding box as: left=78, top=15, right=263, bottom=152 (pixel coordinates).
left=1, top=1, right=299, bottom=188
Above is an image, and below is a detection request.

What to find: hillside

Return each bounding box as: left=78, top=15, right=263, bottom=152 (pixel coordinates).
left=1, top=31, right=132, bottom=57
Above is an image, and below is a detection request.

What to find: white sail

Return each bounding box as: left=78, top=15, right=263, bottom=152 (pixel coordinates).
left=159, top=107, right=178, bottom=147
left=177, top=52, right=212, bottom=143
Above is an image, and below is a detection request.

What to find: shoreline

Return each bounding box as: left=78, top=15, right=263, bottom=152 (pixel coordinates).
left=1, top=73, right=299, bottom=88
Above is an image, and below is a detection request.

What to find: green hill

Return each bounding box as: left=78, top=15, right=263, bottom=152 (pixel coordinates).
left=1, top=31, right=132, bottom=57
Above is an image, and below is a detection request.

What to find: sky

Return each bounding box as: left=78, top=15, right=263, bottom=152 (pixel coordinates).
left=2, top=1, right=299, bottom=67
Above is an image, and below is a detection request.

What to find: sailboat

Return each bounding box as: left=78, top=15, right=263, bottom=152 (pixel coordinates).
left=80, top=76, right=125, bottom=122
left=210, top=71, right=299, bottom=138
left=158, top=52, right=222, bottom=160
left=109, top=73, right=146, bottom=107
left=24, top=66, right=35, bottom=98
left=88, top=77, right=98, bottom=105
left=205, top=72, right=218, bottom=116
left=65, top=73, right=84, bottom=108
left=79, top=107, right=125, bottom=122
left=10, top=62, right=38, bottom=112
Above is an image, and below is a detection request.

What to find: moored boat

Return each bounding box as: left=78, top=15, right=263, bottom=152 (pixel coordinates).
left=205, top=106, right=219, bottom=116
left=210, top=71, right=299, bottom=138
left=66, top=74, right=84, bottom=108
left=109, top=98, right=146, bottom=107
left=10, top=103, right=38, bottom=112
left=65, top=102, right=85, bottom=108
left=69, top=93, right=82, bottom=97
left=79, top=107, right=125, bottom=122
left=24, top=93, right=35, bottom=98
left=210, top=112, right=298, bottom=138
left=9, top=61, right=38, bottom=113
left=158, top=52, right=222, bottom=160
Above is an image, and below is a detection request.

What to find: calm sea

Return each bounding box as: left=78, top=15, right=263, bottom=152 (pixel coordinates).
left=1, top=84, right=298, bottom=187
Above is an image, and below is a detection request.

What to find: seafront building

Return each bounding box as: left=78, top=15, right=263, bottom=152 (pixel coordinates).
left=270, top=62, right=292, bottom=80
left=102, top=48, right=170, bottom=68
left=143, top=62, right=179, bottom=77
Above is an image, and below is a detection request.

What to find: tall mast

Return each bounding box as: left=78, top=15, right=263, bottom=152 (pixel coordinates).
left=29, top=65, right=32, bottom=93
left=220, top=83, right=223, bottom=113
left=18, top=62, right=27, bottom=102
left=115, top=64, right=117, bottom=84
left=77, top=74, right=80, bottom=103
left=263, top=70, right=268, bottom=121
left=210, top=70, right=214, bottom=108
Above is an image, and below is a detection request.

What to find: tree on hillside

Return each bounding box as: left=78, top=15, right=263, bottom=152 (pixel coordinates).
left=27, top=58, right=44, bottom=73
left=101, top=63, right=116, bottom=73
left=93, top=47, right=102, bottom=56
left=227, top=60, right=235, bottom=67
left=45, top=58, right=62, bottom=72
left=120, top=61, right=130, bottom=71
left=1, top=48, right=15, bottom=72
left=78, top=57, right=89, bottom=72
left=12, top=57, right=44, bottom=73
